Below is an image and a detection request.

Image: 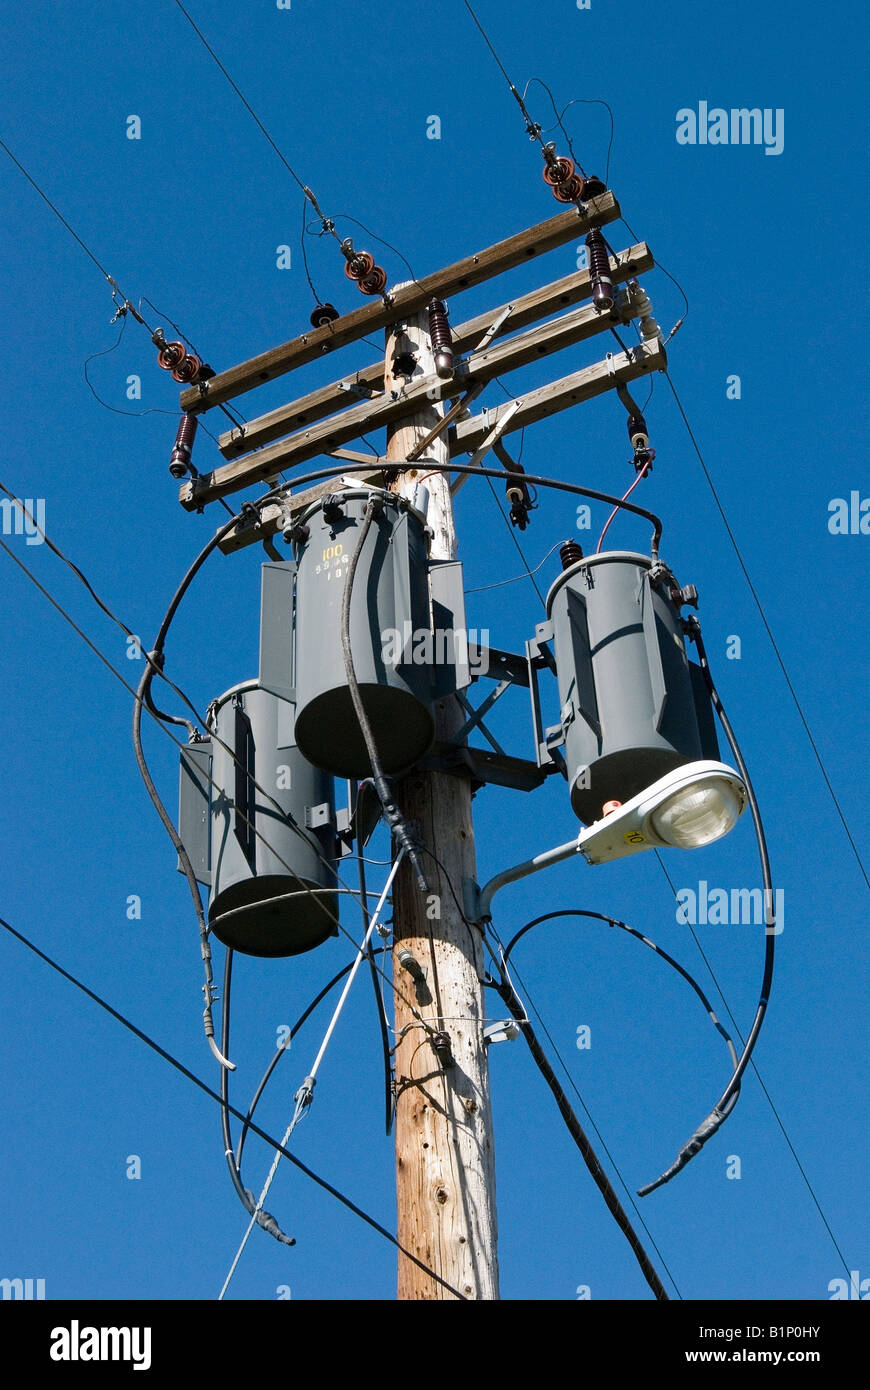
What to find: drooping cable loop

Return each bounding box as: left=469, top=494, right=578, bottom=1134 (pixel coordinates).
left=637, top=615, right=777, bottom=1196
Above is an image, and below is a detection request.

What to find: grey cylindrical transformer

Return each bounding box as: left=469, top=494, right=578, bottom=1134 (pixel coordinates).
left=292, top=489, right=435, bottom=777
left=547, top=551, right=707, bottom=824
left=208, top=680, right=339, bottom=957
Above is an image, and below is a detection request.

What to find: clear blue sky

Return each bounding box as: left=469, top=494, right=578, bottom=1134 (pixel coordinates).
left=1, top=0, right=867, bottom=1303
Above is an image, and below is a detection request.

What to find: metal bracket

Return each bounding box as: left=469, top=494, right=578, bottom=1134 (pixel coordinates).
left=450, top=399, right=522, bottom=496
left=464, top=302, right=515, bottom=357
left=405, top=383, right=486, bottom=464
left=462, top=877, right=482, bottom=923
left=415, top=743, right=547, bottom=794
left=525, top=621, right=567, bottom=773
left=484, top=1020, right=521, bottom=1045
left=453, top=689, right=508, bottom=754
left=305, top=802, right=333, bottom=830
left=338, top=379, right=377, bottom=401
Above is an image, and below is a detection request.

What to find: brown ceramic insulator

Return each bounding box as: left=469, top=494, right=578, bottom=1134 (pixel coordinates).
left=427, top=297, right=454, bottom=378
left=559, top=539, right=584, bottom=570
left=586, top=228, right=614, bottom=311
left=552, top=173, right=585, bottom=203
left=157, top=340, right=186, bottom=371
left=309, top=302, right=339, bottom=328
left=171, top=353, right=201, bottom=384
left=543, top=155, right=575, bottom=187
left=344, top=251, right=375, bottom=281
left=169, top=412, right=198, bottom=478
left=358, top=265, right=387, bottom=295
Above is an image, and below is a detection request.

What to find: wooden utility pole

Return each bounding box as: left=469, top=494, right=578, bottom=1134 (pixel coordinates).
left=385, top=304, right=500, bottom=1301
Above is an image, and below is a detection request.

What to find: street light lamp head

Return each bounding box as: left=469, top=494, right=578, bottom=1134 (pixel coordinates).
left=578, top=761, right=747, bottom=866
left=648, top=775, right=746, bottom=850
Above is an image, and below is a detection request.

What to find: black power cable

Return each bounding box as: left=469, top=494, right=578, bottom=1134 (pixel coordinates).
left=637, top=616, right=776, bottom=1196
left=219, top=950, right=295, bottom=1246
left=490, top=967, right=669, bottom=1301
left=339, top=496, right=430, bottom=892
left=502, top=910, right=739, bottom=1071
left=0, top=912, right=467, bottom=1301
left=132, top=503, right=248, bottom=1069
left=208, top=457, right=665, bottom=557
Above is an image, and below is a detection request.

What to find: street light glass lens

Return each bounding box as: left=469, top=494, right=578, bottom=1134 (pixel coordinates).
left=649, top=778, right=745, bottom=849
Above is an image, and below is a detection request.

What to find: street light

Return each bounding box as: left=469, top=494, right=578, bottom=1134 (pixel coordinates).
left=577, top=760, right=747, bottom=865
left=474, top=759, right=747, bottom=921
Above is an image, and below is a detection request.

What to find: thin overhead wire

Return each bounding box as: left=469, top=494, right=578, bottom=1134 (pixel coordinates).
left=664, top=369, right=869, bottom=894
left=327, top=214, right=421, bottom=288
left=0, top=137, right=237, bottom=438
left=83, top=317, right=174, bottom=420
left=0, top=136, right=151, bottom=320
left=653, top=852, right=851, bottom=1279
left=464, top=538, right=563, bottom=594
left=523, top=78, right=615, bottom=185
left=171, top=0, right=308, bottom=195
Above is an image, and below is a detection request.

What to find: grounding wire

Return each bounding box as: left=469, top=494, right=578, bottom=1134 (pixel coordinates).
left=0, top=912, right=467, bottom=1300
left=665, top=368, right=869, bottom=894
